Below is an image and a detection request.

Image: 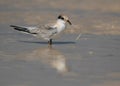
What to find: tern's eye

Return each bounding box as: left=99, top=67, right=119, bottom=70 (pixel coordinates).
left=61, top=17, right=64, bottom=20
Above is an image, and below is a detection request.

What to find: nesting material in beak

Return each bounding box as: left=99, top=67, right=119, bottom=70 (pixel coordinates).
left=67, top=20, right=72, bottom=25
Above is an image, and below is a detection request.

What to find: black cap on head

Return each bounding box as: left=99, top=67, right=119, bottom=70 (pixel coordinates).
left=57, top=14, right=72, bottom=25
left=58, top=15, right=64, bottom=20
left=58, top=15, right=61, bottom=19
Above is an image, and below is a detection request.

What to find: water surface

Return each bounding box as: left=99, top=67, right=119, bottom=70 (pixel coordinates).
left=0, top=0, right=120, bottom=86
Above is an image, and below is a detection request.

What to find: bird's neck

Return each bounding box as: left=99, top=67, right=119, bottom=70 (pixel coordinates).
left=57, top=19, right=65, bottom=24
left=56, top=19, right=66, bottom=33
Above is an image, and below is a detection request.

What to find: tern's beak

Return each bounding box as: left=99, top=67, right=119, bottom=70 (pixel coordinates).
left=67, top=20, right=72, bottom=25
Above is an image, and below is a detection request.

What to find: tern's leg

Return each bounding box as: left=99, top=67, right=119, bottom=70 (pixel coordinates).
left=48, top=39, right=52, bottom=45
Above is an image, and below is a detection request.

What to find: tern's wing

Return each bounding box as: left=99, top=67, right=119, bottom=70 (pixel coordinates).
left=39, top=24, right=57, bottom=35
left=10, top=22, right=58, bottom=39
left=10, top=25, right=39, bottom=34
left=39, top=22, right=56, bottom=30
left=38, top=22, right=57, bottom=34
left=36, top=23, right=58, bottom=39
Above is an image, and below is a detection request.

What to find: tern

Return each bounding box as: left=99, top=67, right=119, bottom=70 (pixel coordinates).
left=10, top=14, right=72, bottom=46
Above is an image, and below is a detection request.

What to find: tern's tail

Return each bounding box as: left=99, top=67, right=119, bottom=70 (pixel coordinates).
left=10, top=25, right=30, bottom=33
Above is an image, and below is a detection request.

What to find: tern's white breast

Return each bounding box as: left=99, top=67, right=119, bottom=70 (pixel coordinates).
left=56, top=19, right=66, bottom=33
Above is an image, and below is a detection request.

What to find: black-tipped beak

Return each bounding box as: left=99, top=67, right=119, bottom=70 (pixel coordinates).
left=67, top=20, right=72, bottom=25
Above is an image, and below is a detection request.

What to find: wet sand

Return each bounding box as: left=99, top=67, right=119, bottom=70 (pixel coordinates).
left=0, top=0, right=120, bottom=86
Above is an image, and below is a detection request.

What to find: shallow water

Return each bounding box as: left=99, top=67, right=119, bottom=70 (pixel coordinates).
left=0, top=33, right=120, bottom=86
left=0, top=0, right=120, bottom=86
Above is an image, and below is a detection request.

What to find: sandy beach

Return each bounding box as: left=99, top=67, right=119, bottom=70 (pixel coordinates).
left=0, top=0, right=120, bottom=86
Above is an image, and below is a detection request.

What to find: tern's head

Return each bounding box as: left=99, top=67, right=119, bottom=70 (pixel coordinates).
left=58, top=14, right=72, bottom=25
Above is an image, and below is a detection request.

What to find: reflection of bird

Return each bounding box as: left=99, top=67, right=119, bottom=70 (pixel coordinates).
left=23, top=47, right=69, bottom=74
left=10, top=14, right=72, bottom=46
